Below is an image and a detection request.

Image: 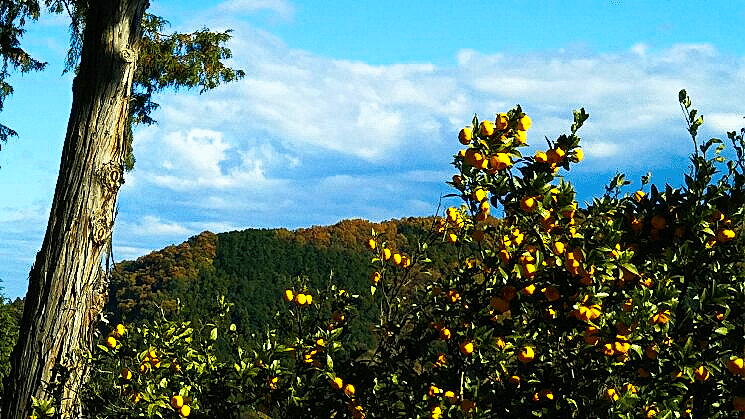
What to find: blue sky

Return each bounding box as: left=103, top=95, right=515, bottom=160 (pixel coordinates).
left=1, top=0, right=744, bottom=299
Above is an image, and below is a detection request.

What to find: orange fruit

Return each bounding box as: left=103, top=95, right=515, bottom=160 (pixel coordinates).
left=114, top=324, right=126, bottom=338
left=366, top=238, right=376, bottom=250
left=120, top=368, right=132, bottom=380
left=633, top=190, right=645, bottom=202
left=535, top=151, right=548, bottom=163
left=522, top=283, right=536, bottom=296
left=717, top=228, right=736, bottom=242
left=382, top=248, right=392, bottom=260
left=480, top=120, right=495, bottom=137
left=392, top=253, right=402, bottom=266
left=727, top=358, right=745, bottom=375
left=170, top=395, right=185, bottom=409
left=546, top=148, right=566, bottom=164
left=105, top=336, right=117, bottom=349
left=459, top=340, right=475, bottom=355
left=571, top=148, right=584, bottom=162
left=370, top=271, right=381, bottom=284
left=472, top=188, right=488, bottom=202
left=552, top=241, right=565, bottom=255
left=694, top=365, right=710, bottom=381
left=489, top=153, right=511, bottom=171
left=443, top=390, right=458, bottom=403
left=448, top=233, right=458, bottom=244
left=430, top=405, right=443, bottom=419
left=508, top=375, right=521, bottom=386
left=428, top=385, right=441, bottom=397
left=179, top=405, right=191, bottom=418
left=514, top=130, right=527, bottom=145
left=458, top=128, right=473, bottom=145
left=495, top=113, right=509, bottom=130
left=518, top=346, right=535, bottom=363
left=518, top=115, right=532, bottom=131
left=344, top=383, right=356, bottom=397
left=605, top=388, right=619, bottom=401
left=520, top=196, right=537, bottom=212
left=283, top=289, right=294, bottom=302
left=542, top=286, right=560, bottom=302
left=295, top=293, right=307, bottom=305
left=331, top=377, right=344, bottom=390
left=439, top=327, right=452, bottom=340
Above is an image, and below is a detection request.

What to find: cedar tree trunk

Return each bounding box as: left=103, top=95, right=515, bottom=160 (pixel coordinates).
left=2, top=0, right=147, bottom=417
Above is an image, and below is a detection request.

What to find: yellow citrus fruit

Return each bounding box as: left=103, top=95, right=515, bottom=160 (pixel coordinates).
left=331, top=376, right=344, bottom=390
left=520, top=196, right=537, bottom=212
left=120, top=368, right=132, bottom=380
left=480, top=120, right=495, bottom=137
left=472, top=188, right=488, bottom=202
left=518, top=114, right=532, bottom=131
left=717, top=228, right=736, bottom=242
left=170, top=395, right=184, bottom=409
left=514, top=130, right=527, bottom=145
left=694, top=365, right=710, bottom=381
left=489, top=153, right=511, bottom=171
left=572, top=148, right=584, bottom=162
left=439, top=327, right=452, bottom=340
left=105, top=336, right=117, bottom=349
left=448, top=233, right=458, bottom=243
left=392, top=253, right=402, bottom=265
left=552, top=241, right=565, bottom=255
left=428, top=385, right=441, bottom=397
left=459, top=340, right=475, bottom=355
left=495, top=113, right=509, bottom=130
left=605, top=388, right=619, bottom=401
left=179, top=405, right=191, bottom=418
left=535, top=151, right=548, bottom=163
left=727, top=358, right=745, bottom=375
left=114, top=324, right=126, bottom=338
left=546, top=148, right=565, bottom=164
left=518, top=346, right=535, bottom=363
left=283, top=289, right=294, bottom=302
left=344, top=383, right=356, bottom=397
left=366, top=238, right=376, bottom=250
left=643, top=406, right=659, bottom=418
left=430, top=405, right=443, bottom=419
left=382, top=248, right=392, bottom=260
left=458, top=128, right=473, bottom=145
left=443, top=390, right=458, bottom=403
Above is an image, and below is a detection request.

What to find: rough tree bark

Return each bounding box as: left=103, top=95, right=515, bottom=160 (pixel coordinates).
left=2, top=0, right=147, bottom=417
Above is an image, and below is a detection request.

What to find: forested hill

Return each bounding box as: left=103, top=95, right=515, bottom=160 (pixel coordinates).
left=106, top=217, right=442, bottom=329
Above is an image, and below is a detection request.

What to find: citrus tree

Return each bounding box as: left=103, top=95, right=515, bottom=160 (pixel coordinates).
left=83, top=91, right=745, bottom=419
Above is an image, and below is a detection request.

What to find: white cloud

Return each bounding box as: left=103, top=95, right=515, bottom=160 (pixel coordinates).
left=107, top=34, right=745, bottom=267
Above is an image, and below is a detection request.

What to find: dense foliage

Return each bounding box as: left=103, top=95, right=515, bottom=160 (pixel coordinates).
left=15, top=92, right=745, bottom=419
